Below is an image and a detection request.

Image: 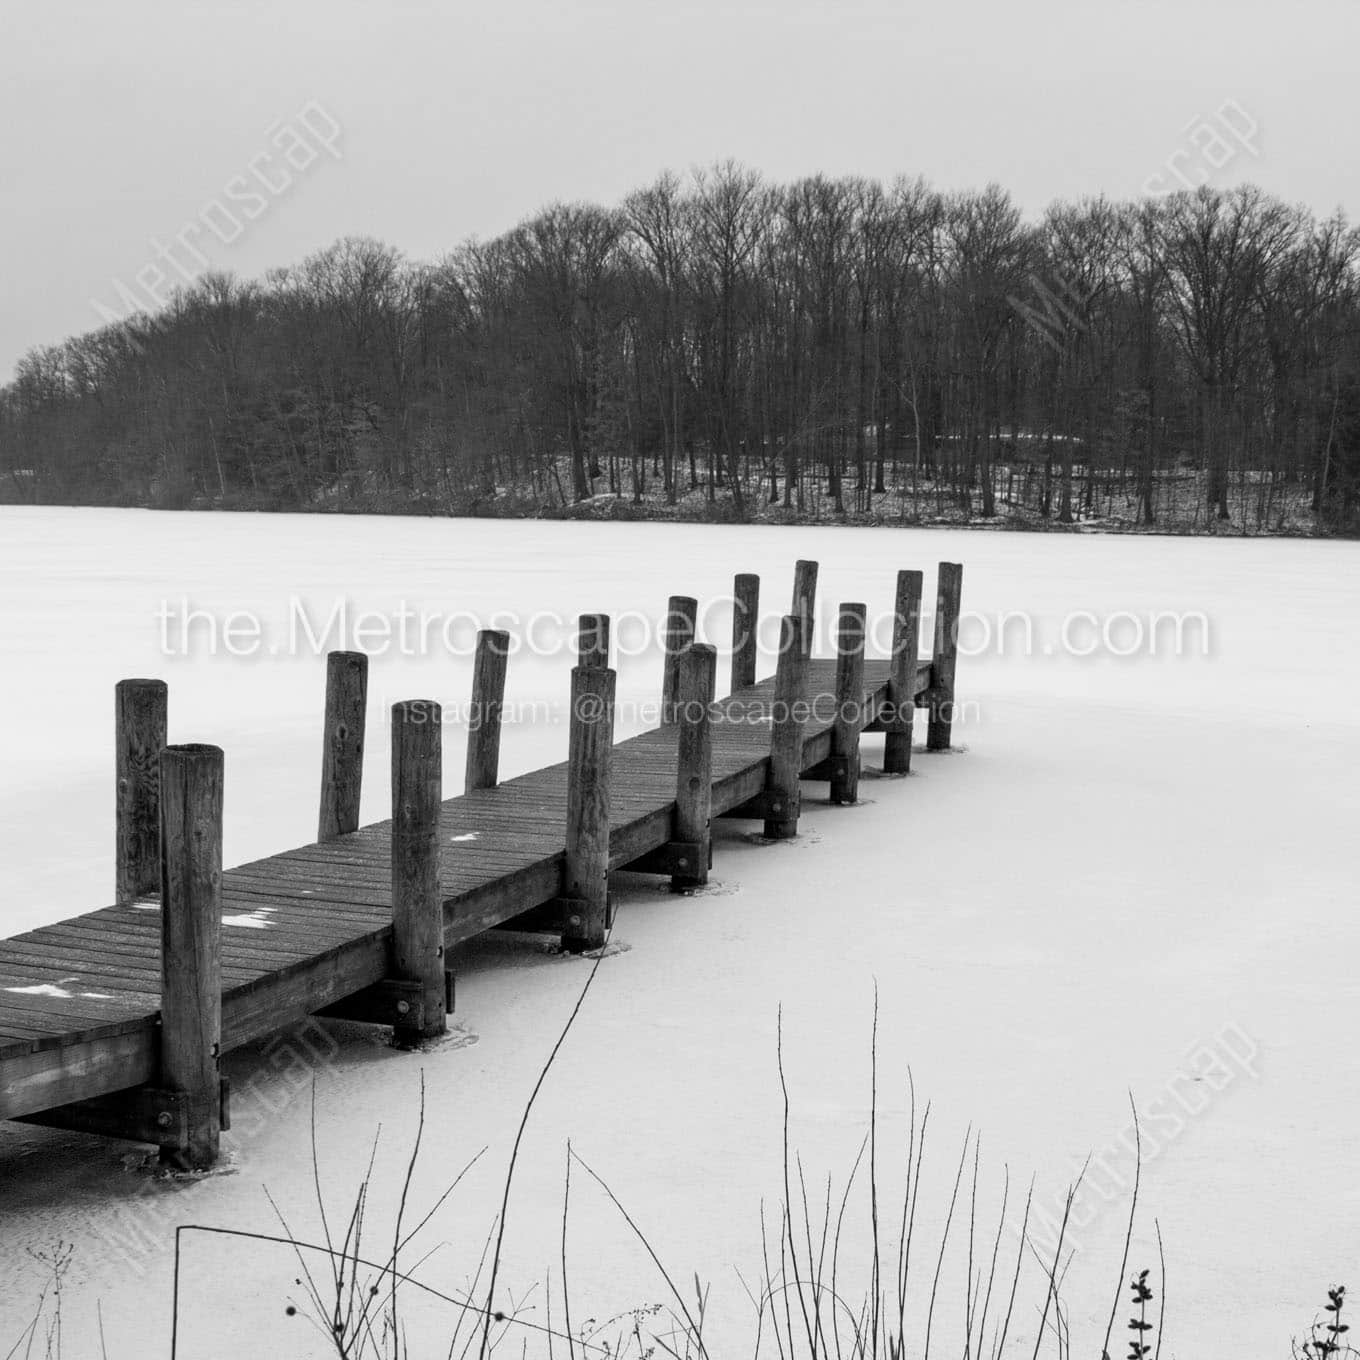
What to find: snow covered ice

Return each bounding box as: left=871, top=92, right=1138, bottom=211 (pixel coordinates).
left=1, top=506, right=1357, bottom=1356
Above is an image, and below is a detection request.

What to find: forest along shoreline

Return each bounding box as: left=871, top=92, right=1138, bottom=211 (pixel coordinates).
left=4, top=171, right=1356, bottom=539
left=0, top=475, right=1336, bottom=537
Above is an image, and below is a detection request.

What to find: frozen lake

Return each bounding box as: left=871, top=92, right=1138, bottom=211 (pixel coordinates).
left=1, top=506, right=1357, bottom=1356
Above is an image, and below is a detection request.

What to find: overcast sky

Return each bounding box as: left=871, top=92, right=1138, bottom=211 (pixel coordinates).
left=2, top=0, right=1357, bottom=381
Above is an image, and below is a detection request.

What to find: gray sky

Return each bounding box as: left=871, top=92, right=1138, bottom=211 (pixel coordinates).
left=2, top=0, right=1357, bottom=381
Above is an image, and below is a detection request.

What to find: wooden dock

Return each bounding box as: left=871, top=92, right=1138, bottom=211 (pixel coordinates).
left=0, top=561, right=963, bottom=1169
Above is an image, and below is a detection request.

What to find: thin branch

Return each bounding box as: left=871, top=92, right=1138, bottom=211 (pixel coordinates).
left=1100, top=1095, right=1142, bottom=1360
left=478, top=935, right=612, bottom=1359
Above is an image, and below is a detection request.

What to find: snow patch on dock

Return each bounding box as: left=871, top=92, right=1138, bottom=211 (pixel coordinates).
left=222, top=909, right=274, bottom=929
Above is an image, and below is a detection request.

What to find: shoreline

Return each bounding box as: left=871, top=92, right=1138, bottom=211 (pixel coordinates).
left=0, top=494, right=1339, bottom=540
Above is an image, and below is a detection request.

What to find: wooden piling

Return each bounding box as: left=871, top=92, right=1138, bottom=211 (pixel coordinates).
left=883, top=570, right=924, bottom=774
left=731, top=573, right=760, bottom=692
left=158, top=743, right=223, bottom=1170
left=317, top=651, right=367, bottom=841
left=765, top=615, right=809, bottom=839
left=791, top=560, right=818, bottom=660
left=662, top=595, right=698, bottom=720
left=830, top=603, right=867, bottom=805
left=927, top=562, right=964, bottom=752
left=116, top=678, right=167, bottom=905
left=672, top=643, right=717, bottom=891
left=390, top=700, right=447, bottom=1046
left=578, top=613, right=611, bottom=669
left=562, top=665, right=615, bottom=952
left=465, top=630, right=510, bottom=793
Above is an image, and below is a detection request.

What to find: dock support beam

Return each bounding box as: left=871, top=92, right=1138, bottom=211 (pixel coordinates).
left=830, top=603, right=866, bottom=805
left=791, top=560, right=818, bottom=660
left=465, top=630, right=510, bottom=793
left=671, top=643, right=716, bottom=890
left=390, top=701, right=448, bottom=1047
left=883, top=570, right=923, bottom=774
left=562, top=664, right=615, bottom=952
left=318, top=651, right=367, bottom=841
left=765, top=615, right=809, bottom=839
left=159, top=743, right=225, bottom=1170
left=21, top=725, right=228, bottom=1156
left=662, top=595, right=698, bottom=720
left=578, top=613, right=610, bottom=669
left=927, top=562, right=964, bottom=752
left=116, top=678, right=167, bottom=904
left=731, top=573, right=759, bottom=692
left=620, top=643, right=715, bottom=884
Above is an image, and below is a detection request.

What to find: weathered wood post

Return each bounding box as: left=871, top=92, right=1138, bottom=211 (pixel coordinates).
left=159, top=743, right=224, bottom=1170
left=578, top=613, right=611, bottom=669
left=765, top=614, right=809, bottom=839
left=927, top=562, right=964, bottom=752
left=465, top=629, right=510, bottom=793
left=662, top=595, right=698, bottom=720
left=318, top=651, right=367, bottom=841
left=672, top=643, right=716, bottom=891
left=883, top=570, right=924, bottom=774
left=731, top=573, right=760, bottom=692
left=830, top=603, right=867, bottom=805
left=116, top=678, right=168, bottom=904
left=390, top=700, right=447, bottom=1047
left=562, top=664, right=615, bottom=952
left=791, top=560, right=818, bottom=660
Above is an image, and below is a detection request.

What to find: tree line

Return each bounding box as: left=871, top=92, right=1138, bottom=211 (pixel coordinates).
left=3, top=166, right=1358, bottom=532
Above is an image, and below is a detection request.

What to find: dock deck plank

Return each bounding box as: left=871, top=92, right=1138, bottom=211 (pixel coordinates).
left=0, top=657, right=927, bottom=1118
